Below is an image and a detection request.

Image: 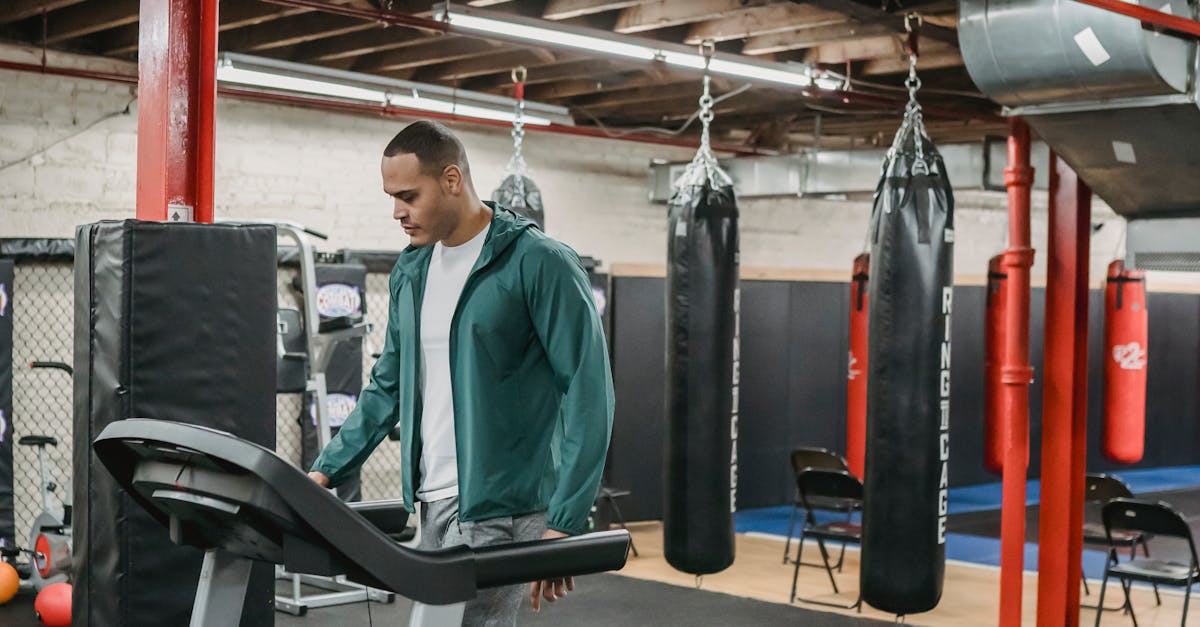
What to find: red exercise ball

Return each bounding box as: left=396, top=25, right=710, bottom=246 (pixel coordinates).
left=0, top=561, right=19, bottom=605
left=35, top=582, right=71, bottom=627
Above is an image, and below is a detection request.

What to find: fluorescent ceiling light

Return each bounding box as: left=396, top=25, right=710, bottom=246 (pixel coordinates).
left=387, top=93, right=553, bottom=126
left=217, top=66, right=388, bottom=102
left=438, top=3, right=815, bottom=89
left=216, top=53, right=573, bottom=127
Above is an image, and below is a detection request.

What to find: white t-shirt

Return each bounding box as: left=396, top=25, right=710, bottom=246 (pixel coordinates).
left=416, top=224, right=489, bottom=502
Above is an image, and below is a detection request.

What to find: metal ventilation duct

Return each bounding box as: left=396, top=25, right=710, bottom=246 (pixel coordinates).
left=1128, top=217, right=1200, bottom=271
left=645, top=142, right=1051, bottom=202
left=958, top=0, right=1200, bottom=219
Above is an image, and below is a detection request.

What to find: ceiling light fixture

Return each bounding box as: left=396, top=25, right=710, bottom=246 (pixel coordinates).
left=216, top=53, right=574, bottom=126
left=436, top=3, right=818, bottom=89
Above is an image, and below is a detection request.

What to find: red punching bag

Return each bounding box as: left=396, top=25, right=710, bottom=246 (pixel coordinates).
left=984, top=254, right=1007, bottom=474
left=846, top=253, right=869, bottom=479
left=1103, top=259, right=1148, bottom=464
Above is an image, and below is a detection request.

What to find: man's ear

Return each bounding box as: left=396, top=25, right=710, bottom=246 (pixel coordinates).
left=441, top=164, right=463, bottom=195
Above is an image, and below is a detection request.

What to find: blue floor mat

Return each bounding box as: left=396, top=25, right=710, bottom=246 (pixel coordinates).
left=738, top=465, right=1200, bottom=573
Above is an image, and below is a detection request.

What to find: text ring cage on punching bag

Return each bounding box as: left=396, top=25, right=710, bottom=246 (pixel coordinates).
left=860, top=14, right=954, bottom=617
left=664, top=43, right=740, bottom=582
left=492, top=66, right=546, bottom=230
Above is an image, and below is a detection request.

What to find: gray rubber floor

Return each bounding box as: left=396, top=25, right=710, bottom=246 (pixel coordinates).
left=0, top=572, right=891, bottom=626
left=274, top=573, right=892, bottom=627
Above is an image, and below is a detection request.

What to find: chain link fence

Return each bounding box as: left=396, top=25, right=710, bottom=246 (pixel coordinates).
left=7, top=253, right=402, bottom=540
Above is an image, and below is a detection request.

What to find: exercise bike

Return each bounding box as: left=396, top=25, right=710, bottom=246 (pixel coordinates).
left=0, top=361, right=74, bottom=592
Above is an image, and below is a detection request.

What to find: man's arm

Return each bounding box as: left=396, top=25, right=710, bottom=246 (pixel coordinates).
left=311, top=269, right=404, bottom=486
left=523, top=242, right=615, bottom=535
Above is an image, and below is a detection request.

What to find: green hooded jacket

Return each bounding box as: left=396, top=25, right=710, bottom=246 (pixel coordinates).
left=312, top=205, right=615, bottom=535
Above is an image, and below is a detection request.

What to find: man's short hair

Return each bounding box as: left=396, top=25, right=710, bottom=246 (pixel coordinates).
left=383, top=120, right=470, bottom=177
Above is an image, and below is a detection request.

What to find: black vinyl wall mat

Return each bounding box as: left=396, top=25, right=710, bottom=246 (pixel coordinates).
left=73, top=221, right=278, bottom=626
left=607, top=277, right=1200, bottom=521
left=0, top=261, right=13, bottom=546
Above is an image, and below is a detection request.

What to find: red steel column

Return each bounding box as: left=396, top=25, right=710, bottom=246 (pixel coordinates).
left=1036, top=153, right=1092, bottom=627
left=998, top=118, right=1035, bottom=627
left=136, top=0, right=219, bottom=223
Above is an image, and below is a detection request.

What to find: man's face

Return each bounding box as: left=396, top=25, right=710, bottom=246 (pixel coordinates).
left=382, top=152, right=458, bottom=247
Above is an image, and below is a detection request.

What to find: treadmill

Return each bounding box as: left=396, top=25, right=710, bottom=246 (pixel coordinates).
left=92, top=419, right=631, bottom=627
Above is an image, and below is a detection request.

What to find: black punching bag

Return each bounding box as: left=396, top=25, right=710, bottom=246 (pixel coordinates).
left=664, top=153, right=739, bottom=576
left=860, top=113, right=954, bottom=614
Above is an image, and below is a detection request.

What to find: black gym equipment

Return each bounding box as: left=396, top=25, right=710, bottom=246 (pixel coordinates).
left=859, top=45, right=955, bottom=616
left=73, top=220, right=278, bottom=626
left=663, top=68, right=739, bottom=577
left=5, top=362, right=75, bottom=593
left=230, top=219, right=383, bottom=614
left=0, top=259, right=13, bottom=554
left=92, top=419, right=631, bottom=627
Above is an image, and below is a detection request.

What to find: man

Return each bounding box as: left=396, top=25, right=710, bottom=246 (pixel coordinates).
left=308, top=120, right=614, bottom=625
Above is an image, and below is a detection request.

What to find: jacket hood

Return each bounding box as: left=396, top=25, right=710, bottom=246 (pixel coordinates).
left=393, top=202, right=535, bottom=280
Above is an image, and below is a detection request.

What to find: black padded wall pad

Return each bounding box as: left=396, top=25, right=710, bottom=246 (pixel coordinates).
left=608, top=277, right=1200, bottom=520
left=0, top=260, right=13, bottom=547
left=73, top=220, right=277, bottom=626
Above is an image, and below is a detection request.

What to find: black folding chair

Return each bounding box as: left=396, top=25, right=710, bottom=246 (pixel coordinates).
left=790, top=468, right=863, bottom=610
left=595, top=486, right=638, bottom=557
left=1094, top=498, right=1199, bottom=627
left=1082, top=473, right=1159, bottom=611
left=783, top=447, right=858, bottom=566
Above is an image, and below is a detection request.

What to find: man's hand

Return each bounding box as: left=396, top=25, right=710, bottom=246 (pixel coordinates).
left=529, top=529, right=573, bottom=611
left=308, top=471, right=331, bottom=488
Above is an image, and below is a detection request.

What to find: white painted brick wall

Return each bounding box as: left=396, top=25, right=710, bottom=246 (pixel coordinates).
left=1, top=43, right=1192, bottom=288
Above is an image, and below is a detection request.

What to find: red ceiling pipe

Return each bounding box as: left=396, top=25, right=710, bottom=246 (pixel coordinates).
left=0, top=59, right=137, bottom=85
left=1036, top=153, right=1092, bottom=627
left=136, top=0, right=219, bottom=223
left=1071, top=0, right=1200, bottom=39
left=997, top=117, right=1035, bottom=627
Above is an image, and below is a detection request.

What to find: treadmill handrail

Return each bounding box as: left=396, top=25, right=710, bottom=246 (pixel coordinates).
left=93, top=419, right=629, bottom=605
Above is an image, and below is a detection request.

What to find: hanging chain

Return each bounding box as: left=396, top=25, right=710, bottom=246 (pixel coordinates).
left=676, top=41, right=732, bottom=190
left=506, top=66, right=529, bottom=176
left=698, top=74, right=715, bottom=158
left=888, top=13, right=930, bottom=174
left=697, top=41, right=716, bottom=163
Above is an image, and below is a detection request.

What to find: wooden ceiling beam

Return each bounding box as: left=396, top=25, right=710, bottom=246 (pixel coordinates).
left=742, top=21, right=897, bottom=55
left=413, top=48, right=563, bottom=82
left=351, top=37, right=504, bottom=72
left=803, top=34, right=903, bottom=64
left=614, top=0, right=772, bottom=34
left=1, top=0, right=85, bottom=27
left=788, top=0, right=958, bottom=47
left=219, top=13, right=378, bottom=53
left=462, top=58, right=633, bottom=91
left=573, top=79, right=744, bottom=113
left=95, top=4, right=311, bottom=57
left=683, top=3, right=845, bottom=44
left=42, top=0, right=137, bottom=44
left=524, top=68, right=692, bottom=101
left=289, top=28, right=439, bottom=62
left=542, top=0, right=643, bottom=20
left=861, top=48, right=963, bottom=74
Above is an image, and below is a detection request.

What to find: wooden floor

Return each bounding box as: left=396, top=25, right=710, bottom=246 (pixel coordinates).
left=613, top=522, right=1199, bottom=626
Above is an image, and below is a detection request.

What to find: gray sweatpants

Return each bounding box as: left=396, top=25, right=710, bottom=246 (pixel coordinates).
left=418, top=496, right=547, bottom=627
